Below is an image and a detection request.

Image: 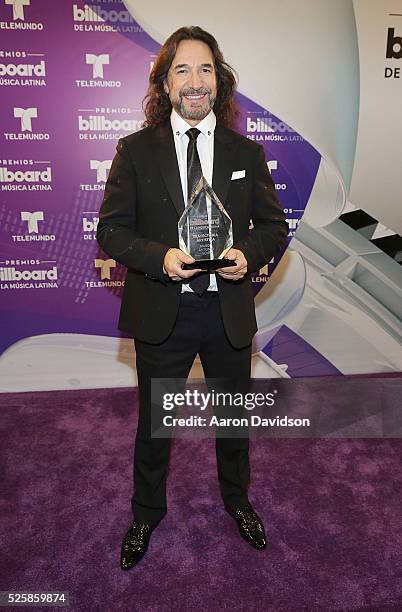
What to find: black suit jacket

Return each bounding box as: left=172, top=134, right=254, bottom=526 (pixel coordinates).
left=96, top=120, right=288, bottom=348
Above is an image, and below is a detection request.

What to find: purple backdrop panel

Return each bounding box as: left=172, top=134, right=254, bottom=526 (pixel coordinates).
left=0, top=0, right=321, bottom=371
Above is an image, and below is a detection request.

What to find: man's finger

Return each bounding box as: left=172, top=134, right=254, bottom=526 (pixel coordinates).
left=170, top=267, right=203, bottom=279
left=179, top=268, right=203, bottom=278
left=216, top=264, right=240, bottom=272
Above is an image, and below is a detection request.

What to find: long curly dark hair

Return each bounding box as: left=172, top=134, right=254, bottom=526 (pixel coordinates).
left=143, top=26, right=240, bottom=129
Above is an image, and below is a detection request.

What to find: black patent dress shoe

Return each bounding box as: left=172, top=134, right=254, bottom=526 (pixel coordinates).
left=233, top=503, right=267, bottom=550
left=120, top=520, right=152, bottom=570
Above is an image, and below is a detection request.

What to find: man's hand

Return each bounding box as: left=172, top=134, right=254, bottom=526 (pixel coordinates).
left=163, top=248, right=202, bottom=281
left=216, top=248, right=247, bottom=280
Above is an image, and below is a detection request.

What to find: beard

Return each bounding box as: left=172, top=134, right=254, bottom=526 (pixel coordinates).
left=171, top=87, right=216, bottom=122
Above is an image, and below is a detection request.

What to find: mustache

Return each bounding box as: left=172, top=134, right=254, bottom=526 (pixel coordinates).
left=180, top=87, right=211, bottom=96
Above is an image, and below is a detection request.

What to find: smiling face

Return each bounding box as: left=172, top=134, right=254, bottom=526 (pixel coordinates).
left=163, top=39, right=217, bottom=126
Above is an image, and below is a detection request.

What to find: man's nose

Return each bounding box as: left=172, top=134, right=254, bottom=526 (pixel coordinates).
left=188, top=70, right=203, bottom=89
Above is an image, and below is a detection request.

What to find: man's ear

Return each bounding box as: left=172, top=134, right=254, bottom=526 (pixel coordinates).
left=163, top=79, right=169, bottom=95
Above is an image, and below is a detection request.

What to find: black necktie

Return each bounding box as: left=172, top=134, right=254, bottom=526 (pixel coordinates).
left=186, top=128, right=210, bottom=296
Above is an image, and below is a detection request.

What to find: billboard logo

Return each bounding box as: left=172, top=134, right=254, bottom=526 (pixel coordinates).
left=72, top=3, right=142, bottom=34
left=0, top=163, right=52, bottom=190
left=73, top=4, right=134, bottom=23
left=4, top=107, right=50, bottom=140
left=94, top=258, right=115, bottom=280
left=0, top=259, right=58, bottom=289
left=0, top=60, right=45, bottom=76
left=0, top=266, right=57, bottom=281
left=247, top=117, right=274, bottom=133
left=0, top=59, right=46, bottom=88
left=246, top=116, right=295, bottom=143
left=246, top=114, right=302, bottom=143
left=78, top=112, right=143, bottom=140
left=385, top=28, right=401, bottom=79
left=86, top=53, right=109, bottom=78
left=90, top=159, right=111, bottom=182
left=386, top=28, right=402, bottom=60
left=4, top=0, right=29, bottom=21
left=21, top=210, right=43, bottom=233
left=82, top=215, right=99, bottom=240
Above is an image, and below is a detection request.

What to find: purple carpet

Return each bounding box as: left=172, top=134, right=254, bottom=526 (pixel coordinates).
left=1, top=383, right=402, bottom=611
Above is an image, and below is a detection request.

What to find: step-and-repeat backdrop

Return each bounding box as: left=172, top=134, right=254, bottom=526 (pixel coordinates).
left=0, top=0, right=401, bottom=390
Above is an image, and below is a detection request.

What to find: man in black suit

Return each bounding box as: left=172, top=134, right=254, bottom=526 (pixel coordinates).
left=97, top=26, right=288, bottom=570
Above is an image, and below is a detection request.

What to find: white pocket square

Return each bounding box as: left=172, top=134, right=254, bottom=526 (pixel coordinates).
left=231, top=170, right=245, bottom=180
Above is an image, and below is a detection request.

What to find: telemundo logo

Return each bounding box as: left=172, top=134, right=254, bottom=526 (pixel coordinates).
left=2, top=0, right=44, bottom=30
left=10, top=210, right=56, bottom=243
left=84, top=258, right=124, bottom=288
left=3, top=107, right=50, bottom=141
left=80, top=160, right=111, bottom=192
left=15, top=106, right=36, bottom=130
left=21, top=210, right=43, bottom=233
left=86, top=53, right=109, bottom=79
left=90, top=160, right=111, bottom=182
left=76, top=54, right=121, bottom=88
left=95, top=258, right=115, bottom=280
left=5, top=0, right=30, bottom=21
left=266, top=160, right=286, bottom=191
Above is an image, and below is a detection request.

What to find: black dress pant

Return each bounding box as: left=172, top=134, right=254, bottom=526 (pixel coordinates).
left=132, top=291, right=252, bottom=527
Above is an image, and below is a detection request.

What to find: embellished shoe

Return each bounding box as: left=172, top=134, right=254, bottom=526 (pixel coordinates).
left=233, top=503, right=267, bottom=550
left=120, top=520, right=152, bottom=570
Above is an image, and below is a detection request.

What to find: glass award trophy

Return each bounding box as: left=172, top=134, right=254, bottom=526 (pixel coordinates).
left=178, top=177, right=233, bottom=270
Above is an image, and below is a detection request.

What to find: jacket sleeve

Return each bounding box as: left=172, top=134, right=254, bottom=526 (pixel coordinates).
left=232, top=144, right=288, bottom=273
left=96, top=138, right=170, bottom=282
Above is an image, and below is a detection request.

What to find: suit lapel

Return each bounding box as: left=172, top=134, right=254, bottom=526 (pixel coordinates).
left=153, top=121, right=185, bottom=217
left=212, top=125, right=238, bottom=210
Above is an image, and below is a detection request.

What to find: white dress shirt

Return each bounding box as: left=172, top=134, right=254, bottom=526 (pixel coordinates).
left=170, top=108, right=218, bottom=292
